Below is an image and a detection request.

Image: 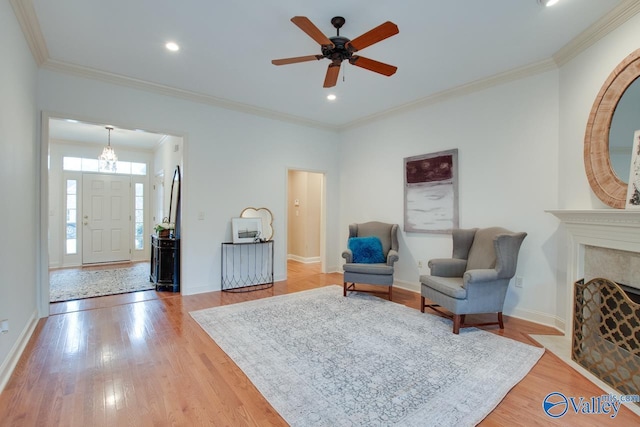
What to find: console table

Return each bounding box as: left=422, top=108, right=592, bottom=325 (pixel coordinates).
left=150, top=234, right=180, bottom=292
left=221, top=241, right=274, bottom=292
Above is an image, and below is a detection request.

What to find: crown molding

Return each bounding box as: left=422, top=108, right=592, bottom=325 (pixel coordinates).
left=553, top=0, right=640, bottom=67
left=12, top=0, right=640, bottom=131
left=10, top=0, right=48, bottom=65
left=340, top=58, right=557, bottom=131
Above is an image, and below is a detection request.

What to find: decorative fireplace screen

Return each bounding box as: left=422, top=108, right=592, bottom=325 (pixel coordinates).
left=573, top=278, right=640, bottom=405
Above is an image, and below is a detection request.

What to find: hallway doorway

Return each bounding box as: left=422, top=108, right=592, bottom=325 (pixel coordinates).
left=43, top=114, right=184, bottom=312
left=286, top=170, right=325, bottom=272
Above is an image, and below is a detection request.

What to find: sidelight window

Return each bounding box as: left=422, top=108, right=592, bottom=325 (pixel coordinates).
left=135, top=183, right=144, bottom=250
left=65, top=179, right=77, bottom=254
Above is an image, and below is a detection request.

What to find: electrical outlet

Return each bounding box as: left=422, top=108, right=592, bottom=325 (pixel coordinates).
left=515, top=276, right=523, bottom=288
left=0, top=319, right=8, bottom=334
left=418, top=261, right=423, bottom=269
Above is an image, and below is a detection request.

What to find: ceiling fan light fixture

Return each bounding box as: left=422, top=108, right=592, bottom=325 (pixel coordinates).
left=272, top=16, right=399, bottom=88
left=538, top=0, right=560, bottom=7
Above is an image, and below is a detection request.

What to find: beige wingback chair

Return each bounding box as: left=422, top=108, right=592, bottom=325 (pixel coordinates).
left=342, top=222, right=399, bottom=300
left=420, top=227, right=526, bottom=334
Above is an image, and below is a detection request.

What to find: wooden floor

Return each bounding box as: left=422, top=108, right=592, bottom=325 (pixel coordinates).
left=1, top=261, right=637, bottom=426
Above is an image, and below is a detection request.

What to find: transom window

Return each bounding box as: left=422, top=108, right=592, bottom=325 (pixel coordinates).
left=63, top=157, right=147, bottom=175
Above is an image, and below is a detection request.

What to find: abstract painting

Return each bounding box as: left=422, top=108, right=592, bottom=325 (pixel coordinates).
left=404, top=149, right=458, bottom=233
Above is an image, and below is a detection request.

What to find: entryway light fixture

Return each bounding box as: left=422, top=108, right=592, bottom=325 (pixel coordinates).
left=538, top=0, right=559, bottom=6
left=98, top=126, right=118, bottom=172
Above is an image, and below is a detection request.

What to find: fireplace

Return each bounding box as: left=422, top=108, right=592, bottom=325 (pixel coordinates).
left=547, top=209, right=640, bottom=407
left=572, top=278, right=640, bottom=404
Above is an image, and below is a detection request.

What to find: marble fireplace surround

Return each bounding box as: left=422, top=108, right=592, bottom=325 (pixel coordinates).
left=534, top=209, right=640, bottom=415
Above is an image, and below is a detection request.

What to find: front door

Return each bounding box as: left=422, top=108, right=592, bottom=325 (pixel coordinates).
left=82, top=173, right=131, bottom=264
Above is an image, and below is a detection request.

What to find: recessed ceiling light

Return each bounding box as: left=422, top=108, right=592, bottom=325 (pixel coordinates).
left=327, top=94, right=337, bottom=101
left=165, top=42, right=180, bottom=52
left=538, top=0, right=559, bottom=6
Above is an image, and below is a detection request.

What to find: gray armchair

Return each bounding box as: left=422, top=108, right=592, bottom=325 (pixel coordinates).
left=342, top=222, right=399, bottom=300
left=420, top=227, right=526, bottom=334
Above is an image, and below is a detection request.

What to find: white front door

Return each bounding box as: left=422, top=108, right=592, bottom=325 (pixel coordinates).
left=82, top=173, right=131, bottom=264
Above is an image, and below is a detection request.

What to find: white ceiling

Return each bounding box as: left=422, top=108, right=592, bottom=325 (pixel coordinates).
left=49, top=118, right=167, bottom=150
left=27, top=0, right=630, bottom=137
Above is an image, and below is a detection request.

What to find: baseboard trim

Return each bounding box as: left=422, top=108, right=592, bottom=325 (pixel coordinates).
left=0, top=310, right=39, bottom=393
left=507, top=307, right=566, bottom=333
left=393, top=279, right=421, bottom=294
left=287, top=255, right=321, bottom=264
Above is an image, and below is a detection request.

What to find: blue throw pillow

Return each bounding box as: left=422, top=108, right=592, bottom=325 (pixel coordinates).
left=348, top=236, right=386, bottom=264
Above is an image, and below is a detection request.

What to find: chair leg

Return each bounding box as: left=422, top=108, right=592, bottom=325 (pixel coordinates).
left=420, top=296, right=425, bottom=313
left=388, top=286, right=393, bottom=301
left=453, top=314, right=463, bottom=334
left=498, top=312, right=504, bottom=329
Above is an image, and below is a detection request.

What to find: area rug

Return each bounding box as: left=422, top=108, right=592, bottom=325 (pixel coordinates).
left=49, top=262, right=154, bottom=302
left=190, top=285, right=544, bottom=426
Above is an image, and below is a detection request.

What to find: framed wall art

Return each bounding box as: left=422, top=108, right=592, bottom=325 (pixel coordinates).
left=231, top=217, right=263, bottom=243
left=404, top=149, right=459, bottom=233
left=625, top=130, right=640, bottom=209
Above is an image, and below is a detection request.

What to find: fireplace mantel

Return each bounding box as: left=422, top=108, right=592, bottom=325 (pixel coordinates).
left=547, top=209, right=640, bottom=254
left=545, top=209, right=640, bottom=334
left=547, top=209, right=640, bottom=226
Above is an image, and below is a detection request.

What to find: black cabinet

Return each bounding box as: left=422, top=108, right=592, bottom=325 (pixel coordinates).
left=150, top=234, right=180, bottom=292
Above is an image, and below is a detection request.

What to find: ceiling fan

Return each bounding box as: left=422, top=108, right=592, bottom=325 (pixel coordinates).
left=272, top=16, right=399, bottom=88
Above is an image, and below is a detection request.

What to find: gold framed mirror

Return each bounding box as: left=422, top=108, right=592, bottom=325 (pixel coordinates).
left=584, top=48, right=640, bottom=208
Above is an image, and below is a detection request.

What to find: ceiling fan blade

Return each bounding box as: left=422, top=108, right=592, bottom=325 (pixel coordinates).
left=291, top=16, right=334, bottom=47
left=272, top=55, right=323, bottom=66
left=349, top=56, right=397, bottom=76
left=323, top=64, right=341, bottom=88
left=347, top=21, right=399, bottom=52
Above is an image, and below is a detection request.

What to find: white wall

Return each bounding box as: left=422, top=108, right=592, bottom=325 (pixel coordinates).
left=37, top=70, right=341, bottom=297
left=558, top=13, right=640, bottom=211
left=153, top=134, right=183, bottom=226
left=337, top=12, right=640, bottom=330
left=339, top=70, right=561, bottom=325
left=0, top=0, right=40, bottom=390
left=555, top=12, right=640, bottom=324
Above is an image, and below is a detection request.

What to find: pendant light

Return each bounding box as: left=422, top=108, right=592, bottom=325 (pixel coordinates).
left=99, top=126, right=118, bottom=172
